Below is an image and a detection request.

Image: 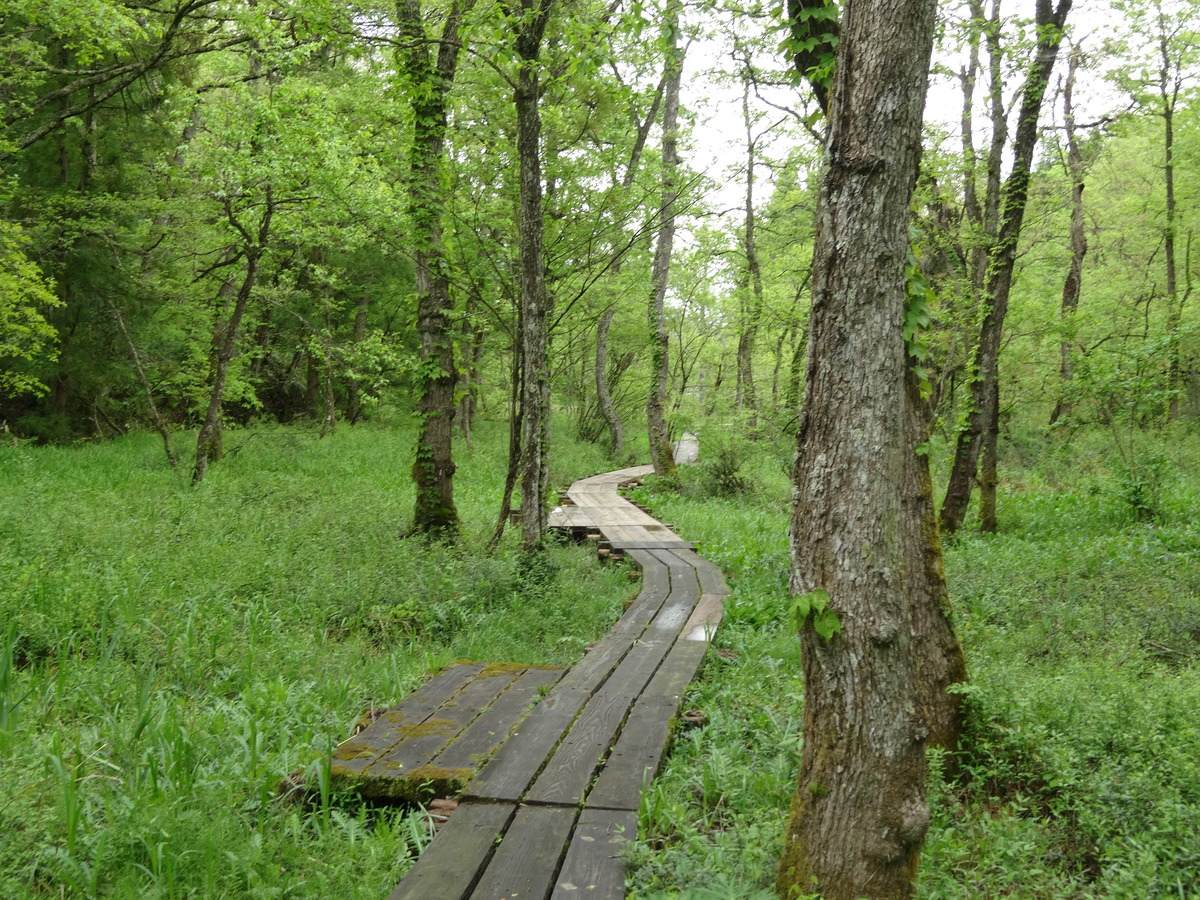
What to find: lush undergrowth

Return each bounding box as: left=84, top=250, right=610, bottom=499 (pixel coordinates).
left=0, top=419, right=632, bottom=898
left=625, top=426, right=1200, bottom=900
left=5, top=419, right=1198, bottom=899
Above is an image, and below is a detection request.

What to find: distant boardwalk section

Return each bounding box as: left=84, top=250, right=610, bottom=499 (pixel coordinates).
left=378, top=464, right=728, bottom=899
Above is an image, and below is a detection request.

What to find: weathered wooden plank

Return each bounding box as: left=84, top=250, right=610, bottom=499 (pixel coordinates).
left=330, top=663, right=487, bottom=779
left=670, top=548, right=731, bottom=596
left=387, top=801, right=515, bottom=900
left=432, top=666, right=565, bottom=771
left=469, top=805, right=578, bottom=900
left=524, top=684, right=639, bottom=806
left=680, top=592, right=725, bottom=643
left=361, top=668, right=522, bottom=787
left=585, top=697, right=678, bottom=811
left=641, top=636, right=709, bottom=701
left=527, top=603, right=694, bottom=807
left=463, top=689, right=590, bottom=803
left=553, top=560, right=672, bottom=696
left=553, top=809, right=637, bottom=899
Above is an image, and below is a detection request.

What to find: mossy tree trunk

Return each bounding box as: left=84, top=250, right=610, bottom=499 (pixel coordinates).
left=778, top=0, right=965, bottom=895
left=398, top=0, right=472, bottom=538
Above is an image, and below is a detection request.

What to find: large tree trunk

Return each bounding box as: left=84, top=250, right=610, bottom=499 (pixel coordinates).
left=778, top=0, right=964, bottom=895
left=511, top=0, right=553, bottom=552
left=399, top=0, right=470, bottom=538
left=646, top=0, right=683, bottom=477
left=940, top=0, right=1072, bottom=535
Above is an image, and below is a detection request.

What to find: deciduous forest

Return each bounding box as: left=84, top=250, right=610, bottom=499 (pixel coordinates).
left=2, top=0, right=1198, bottom=897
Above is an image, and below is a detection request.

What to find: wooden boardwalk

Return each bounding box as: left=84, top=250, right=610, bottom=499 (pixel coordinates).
left=374, top=465, right=727, bottom=900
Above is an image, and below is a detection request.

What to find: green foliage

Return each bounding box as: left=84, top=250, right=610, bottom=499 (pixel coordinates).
left=0, top=218, right=60, bottom=398
left=628, top=425, right=1200, bottom=899
left=789, top=588, right=841, bottom=641
left=0, top=422, right=632, bottom=897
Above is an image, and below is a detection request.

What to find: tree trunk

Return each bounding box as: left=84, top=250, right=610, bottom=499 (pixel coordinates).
left=940, top=0, right=1072, bottom=535
left=1050, top=45, right=1087, bottom=428
left=595, top=305, right=624, bottom=455
left=778, top=0, right=964, bottom=895
left=106, top=297, right=177, bottom=468
left=399, top=0, right=470, bottom=538
left=511, top=0, right=553, bottom=552
left=1158, top=22, right=1181, bottom=422
left=193, top=205, right=268, bottom=485
left=735, top=76, right=763, bottom=429
left=647, top=0, right=683, bottom=477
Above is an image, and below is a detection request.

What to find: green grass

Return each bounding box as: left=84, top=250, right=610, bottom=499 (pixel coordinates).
left=6, top=418, right=1198, bottom=899
left=624, top=427, right=1200, bottom=900
left=0, top=418, right=632, bottom=898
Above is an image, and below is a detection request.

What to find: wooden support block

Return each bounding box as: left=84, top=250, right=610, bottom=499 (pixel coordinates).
left=387, top=801, right=516, bottom=900
left=553, top=809, right=637, bottom=899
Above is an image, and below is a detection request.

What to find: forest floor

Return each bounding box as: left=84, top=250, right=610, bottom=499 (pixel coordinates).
left=2, top=420, right=1198, bottom=899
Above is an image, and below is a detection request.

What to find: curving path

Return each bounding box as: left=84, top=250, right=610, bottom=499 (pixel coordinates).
left=385, top=465, right=728, bottom=900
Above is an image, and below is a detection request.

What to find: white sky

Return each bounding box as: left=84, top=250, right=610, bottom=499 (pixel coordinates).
left=680, top=0, right=1126, bottom=223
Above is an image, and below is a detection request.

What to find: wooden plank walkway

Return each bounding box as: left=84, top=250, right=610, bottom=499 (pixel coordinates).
left=381, top=465, right=728, bottom=900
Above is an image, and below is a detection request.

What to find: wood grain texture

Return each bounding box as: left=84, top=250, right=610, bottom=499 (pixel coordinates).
left=468, top=805, right=578, bottom=900
left=386, top=801, right=515, bottom=900
left=553, top=809, right=637, bottom=899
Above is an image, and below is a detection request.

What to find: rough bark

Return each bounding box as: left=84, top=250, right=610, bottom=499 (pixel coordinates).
left=399, top=0, right=470, bottom=537
left=647, top=0, right=683, bottom=478
left=511, top=0, right=553, bottom=552
left=777, top=0, right=964, bottom=896
left=940, top=0, right=1073, bottom=535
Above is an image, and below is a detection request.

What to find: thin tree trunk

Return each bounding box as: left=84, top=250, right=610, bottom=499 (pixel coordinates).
left=735, top=76, right=763, bottom=428
left=595, top=305, right=624, bottom=455
left=647, top=0, right=683, bottom=477
left=778, top=0, right=963, bottom=893
left=941, top=0, right=1073, bottom=535
left=1158, top=19, right=1181, bottom=421
left=1051, top=45, right=1087, bottom=427
left=347, top=280, right=372, bottom=425
left=106, top=297, right=177, bottom=467
left=592, top=73, right=664, bottom=455
left=194, top=197, right=271, bottom=485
